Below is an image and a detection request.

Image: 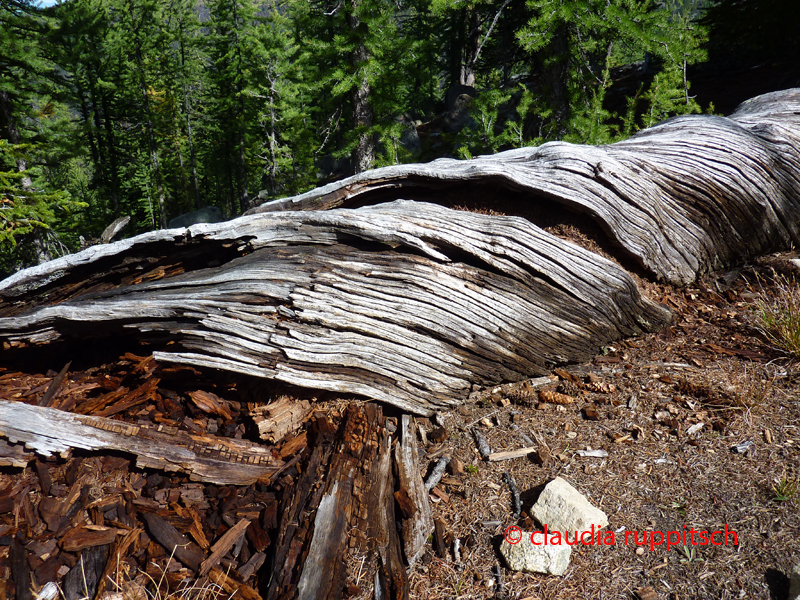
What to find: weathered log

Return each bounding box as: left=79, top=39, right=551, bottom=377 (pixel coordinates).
left=0, top=201, right=668, bottom=415
left=0, top=400, right=283, bottom=485
left=248, top=89, right=800, bottom=285
left=3, top=90, right=798, bottom=413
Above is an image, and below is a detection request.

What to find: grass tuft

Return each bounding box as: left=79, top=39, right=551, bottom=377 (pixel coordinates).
left=753, top=270, right=800, bottom=357
left=773, top=470, right=798, bottom=503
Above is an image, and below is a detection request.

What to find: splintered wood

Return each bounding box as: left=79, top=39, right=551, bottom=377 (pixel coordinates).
left=267, top=404, right=408, bottom=600
left=0, top=401, right=282, bottom=486
left=249, top=396, right=313, bottom=442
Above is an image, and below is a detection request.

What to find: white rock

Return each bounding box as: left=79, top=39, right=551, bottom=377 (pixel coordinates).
left=531, top=477, right=609, bottom=533
left=789, top=563, right=800, bottom=600
left=500, top=531, right=572, bottom=576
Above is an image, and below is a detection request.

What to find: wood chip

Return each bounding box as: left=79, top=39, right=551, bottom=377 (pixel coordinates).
left=199, top=518, right=251, bottom=576
left=486, top=447, right=537, bottom=461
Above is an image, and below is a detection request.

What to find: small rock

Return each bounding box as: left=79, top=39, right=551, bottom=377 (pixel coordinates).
left=686, top=422, right=704, bottom=435
left=530, top=477, right=609, bottom=533
left=635, top=546, right=645, bottom=555
left=731, top=440, right=753, bottom=454
left=499, top=531, right=572, bottom=576
left=789, top=563, right=800, bottom=600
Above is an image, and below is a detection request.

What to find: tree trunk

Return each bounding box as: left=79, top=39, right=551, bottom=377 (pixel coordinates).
left=347, top=0, right=375, bottom=174
left=128, top=0, right=168, bottom=228
left=0, top=90, right=31, bottom=190
left=543, top=22, right=571, bottom=137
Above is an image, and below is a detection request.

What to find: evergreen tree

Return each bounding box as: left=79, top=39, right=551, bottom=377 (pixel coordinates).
left=0, top=0, right=86, bottom=275
left=516, top=0, right=707, bottom=143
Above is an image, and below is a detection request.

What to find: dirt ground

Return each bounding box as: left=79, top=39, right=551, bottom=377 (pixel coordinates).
left=0, top=253, right=798, bottom=600
left=399, top=253, right=800, bottom=600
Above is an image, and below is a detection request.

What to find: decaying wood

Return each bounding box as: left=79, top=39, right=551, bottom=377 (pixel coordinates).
left=394, top=415, right=433, bottom=567
left=141, top=512, right=205, bottom=571
left=266, top=404, right=408, bottom=600
left=199, top=517, right=250, bottom=575
left=248, top=89, right=800, bottom=286
left=0, top=201, right=668, bottom=415
left=250, top=396, right=313, bottom=442
left=0, top=401, right=283, bottom=485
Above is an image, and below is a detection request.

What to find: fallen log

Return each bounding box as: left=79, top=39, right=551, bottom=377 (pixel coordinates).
left=2, top=90, right=799, bottom=413
left=0, top=201, right=668, bottom=415
left=248, top=89, right=800, bottom=285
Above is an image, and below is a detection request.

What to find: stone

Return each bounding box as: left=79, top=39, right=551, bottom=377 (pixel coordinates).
left=789, top=563, right=800, bottom=600
left=530, top=477, right=609, bottom=534
left=500, top=530, right=571, bottom=575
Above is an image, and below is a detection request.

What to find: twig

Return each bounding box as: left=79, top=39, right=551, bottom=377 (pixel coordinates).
left=466, top=408, right=502, bottom=429
left=503, top=472, right=521, bottom=519
left=424, top=456, right=450, bottom=491
left=473, top=429, right=492, bottom=460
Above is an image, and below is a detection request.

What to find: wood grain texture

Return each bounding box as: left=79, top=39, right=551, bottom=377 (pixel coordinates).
left=0, top=201, right=668, bottom=415
left=0, top=400, right=283, bottom=485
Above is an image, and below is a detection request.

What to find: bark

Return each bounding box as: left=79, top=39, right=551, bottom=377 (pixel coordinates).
left=347, top=0, right=375, bottom=174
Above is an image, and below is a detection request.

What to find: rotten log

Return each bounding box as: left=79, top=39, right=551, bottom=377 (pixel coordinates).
left=0, top=400, right=283, bottom=485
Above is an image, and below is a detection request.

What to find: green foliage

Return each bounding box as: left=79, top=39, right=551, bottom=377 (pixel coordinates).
left=0, top=140, right=87, bottom=275
left=0, top=0, right=766, bottom=279
left=516, top=0, right=707, bottom=144
left=772, top=470, right=798, bottom=503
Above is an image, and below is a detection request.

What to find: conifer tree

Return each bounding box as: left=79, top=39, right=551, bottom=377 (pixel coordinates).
left=0, top=0, right=85, bottom=275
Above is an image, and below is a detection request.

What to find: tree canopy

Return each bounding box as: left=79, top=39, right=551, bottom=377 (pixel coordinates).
left=0, top=0, right=768, bottom=278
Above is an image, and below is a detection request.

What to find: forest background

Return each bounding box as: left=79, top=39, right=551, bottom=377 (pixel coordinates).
left=1, top=0, right=798, bottom=277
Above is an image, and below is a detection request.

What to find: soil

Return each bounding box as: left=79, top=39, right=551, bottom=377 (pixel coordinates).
left=0, top=256, right=798, bottom=600
left=400, top=253, right=800, bottom=600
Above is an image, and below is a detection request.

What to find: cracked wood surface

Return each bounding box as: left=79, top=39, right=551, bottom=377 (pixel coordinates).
left=0, top=400, right=283, bottom=485
left=0, top=202, right=668, bottom=415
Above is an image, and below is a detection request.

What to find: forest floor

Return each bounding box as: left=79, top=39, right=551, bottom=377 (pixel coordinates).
left=399, top=251, right=800, bottom=600
left=0, top=254, right=798, bottom=600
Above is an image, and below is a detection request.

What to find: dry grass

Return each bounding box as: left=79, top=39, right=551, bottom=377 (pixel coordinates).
left=753, top=270, right=800, bottom=357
